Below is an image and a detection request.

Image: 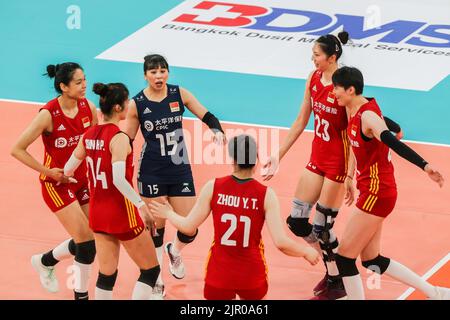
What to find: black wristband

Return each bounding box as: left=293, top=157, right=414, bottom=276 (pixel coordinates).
left=380, top=130, right=428, bottom=170
left=384, top=116, right=401, bottom=134
left=202, top=111, right=224, bottom=133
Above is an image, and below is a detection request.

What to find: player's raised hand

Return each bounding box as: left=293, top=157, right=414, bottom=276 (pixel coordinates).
left=261, top=155, right=279, bottom=181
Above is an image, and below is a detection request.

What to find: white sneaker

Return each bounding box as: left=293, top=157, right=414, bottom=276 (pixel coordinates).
left=429, top=286, right=450, bottom=300
left=31, top=254, right=59, bottom=293
left=150, top=283, right=166, bottom=300
left=164, top=242, right=185, bottom=279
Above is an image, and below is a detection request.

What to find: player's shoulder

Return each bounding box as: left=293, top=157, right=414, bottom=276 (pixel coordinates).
left=132, top=90, right=146, bottom=103
left=41, top=97, right=58, bottom=112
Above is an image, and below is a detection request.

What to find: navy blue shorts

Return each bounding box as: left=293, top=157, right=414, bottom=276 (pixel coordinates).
left=138, top=178, right=196, bottom=198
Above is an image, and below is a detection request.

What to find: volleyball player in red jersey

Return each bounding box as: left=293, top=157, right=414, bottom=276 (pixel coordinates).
left=150, top=135, right=320, bottom=300
left=64, top=82, right=160, bottom=300
left=332, top=66, right=449, bottom=300
left=11, top=63, right=98, bottom=299
left=262, top=32, right=351, bottom=299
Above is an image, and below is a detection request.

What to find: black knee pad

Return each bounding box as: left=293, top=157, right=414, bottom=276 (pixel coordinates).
left=68, top=239, right=77, bottom=256
left=138, top=265, right=161, bottom=288
left=96, top=270, right=118, bottom=291
left=177, top=229, right=198, bottom=244
left=286, top=216, right=313, bottom=237
left=152, top=227, right=165, bottom=248
left=362, top=255, right=391, bottom=274
left=335, top=254, right=359, bottom=277
left=75, top=240, right=96, bottom=264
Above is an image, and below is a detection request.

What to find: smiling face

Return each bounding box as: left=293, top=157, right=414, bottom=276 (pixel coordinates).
left=60, top=68, right=86, bottom=99
left=312, top=43, right=337, bottom=72
left=145, top=66, right=169, bottom=91
left=333, top=85, right=355, bottom=107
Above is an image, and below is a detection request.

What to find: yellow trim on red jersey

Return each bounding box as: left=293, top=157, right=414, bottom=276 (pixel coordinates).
left=45, top=182, right=63, bottom=207
left=40, top=153, right=52, bottom=180
left=259, top=239, right=268, bottom=278
left=369, top=163, right=380, bottom=194
left=124, top=198, right=137, bottom=228
left=341, top=130, right=350, bottom=175
left=362, top=194, right=378, bottom=212
left=367, top=196, right=378, bottom=212
left=203, top=241, right=215, bottom=280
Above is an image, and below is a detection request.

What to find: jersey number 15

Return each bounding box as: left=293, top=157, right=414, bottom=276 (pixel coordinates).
left=156, top=132, right=178, bottom=156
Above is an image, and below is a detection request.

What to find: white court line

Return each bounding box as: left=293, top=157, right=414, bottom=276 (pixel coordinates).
left=1, top=97, right=450, bottom=148
left=397, top=252, right=450, bottom=300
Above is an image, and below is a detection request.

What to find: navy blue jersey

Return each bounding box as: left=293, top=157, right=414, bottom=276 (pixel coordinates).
left=134, top=84, right=192, bottom=184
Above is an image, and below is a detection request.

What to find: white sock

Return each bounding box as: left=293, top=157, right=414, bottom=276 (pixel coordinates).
left=385, top=259, right=437, bottom=298
left=95, top=287, right=113, bottom=300
left=52, top=239, right=73, bottom=261
left=326, top=260, right=340, bottom=277
left=342, top=274, right=365, bottom=300
left=132, top=281, right=153, bottom=300
left=172, top=237, right=185, bottom=256
left=73, top=261, right=91, bottom=293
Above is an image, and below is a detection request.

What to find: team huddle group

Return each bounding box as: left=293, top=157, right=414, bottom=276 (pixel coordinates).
left=10, top=30, right=449, bottom=300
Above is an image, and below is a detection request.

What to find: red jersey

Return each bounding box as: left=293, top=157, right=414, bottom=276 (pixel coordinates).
left=83, top=124, right=143, bottom=235
left=40, top=98, right=93, bottom=184
left=347, top=98, right=397, bottom=198
left=309, top=70, right=349, bottom=176
left=206, top=176, right=268, bottom=290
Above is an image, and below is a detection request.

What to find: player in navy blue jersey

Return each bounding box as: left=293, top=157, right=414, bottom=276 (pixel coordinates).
left=125, top=54, right=226, bottom=299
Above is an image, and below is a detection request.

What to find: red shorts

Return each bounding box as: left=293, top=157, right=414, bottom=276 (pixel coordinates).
left=306, top=161, right=347, bottom=183
left=41, top=181, right=90, bottom=213
left=94, top=226, right=145, bottom=241
left=203, top=282, right=268, bottom=300
left=356, top=190, right=397, bottom=218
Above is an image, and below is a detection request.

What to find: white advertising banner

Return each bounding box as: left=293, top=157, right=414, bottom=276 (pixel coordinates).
left=97, top=0, right=450, bottom=91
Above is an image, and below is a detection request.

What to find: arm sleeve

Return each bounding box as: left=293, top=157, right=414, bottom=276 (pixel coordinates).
left=202, top=111, right=224, bottom=133
left=380, top=130, right=428, bottom=170
left=384, top=116, right=401, bottom=134
left=112, top=161, right=145, bottom=208
left=64, top=153, right=83, bottom=177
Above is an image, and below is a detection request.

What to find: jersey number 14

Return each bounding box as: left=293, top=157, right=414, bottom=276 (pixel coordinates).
left=86, top=156, right=108, bottom=189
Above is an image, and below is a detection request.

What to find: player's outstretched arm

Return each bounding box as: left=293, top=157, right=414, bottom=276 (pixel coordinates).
left=262, top=72, right=314, bottom=181
left=181, top=87, right=226, bottom=145
left=362, top=110, right=444, bottom=187
left=264, top=187, right=320, bottom=265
